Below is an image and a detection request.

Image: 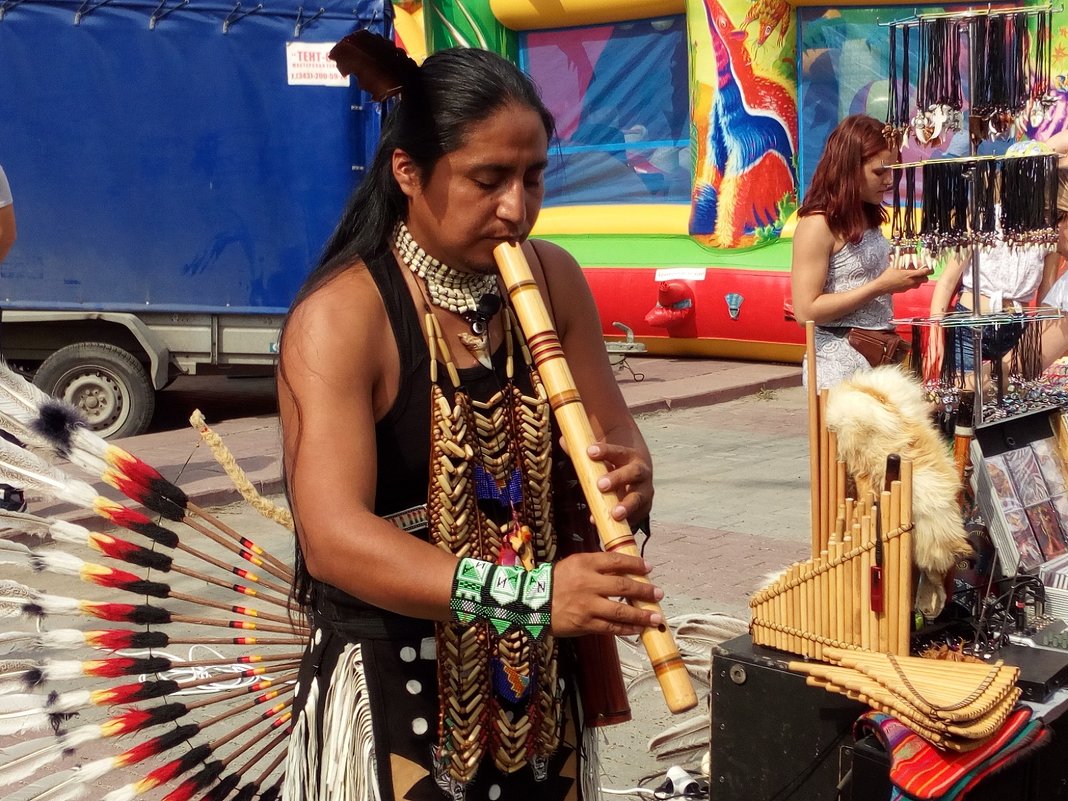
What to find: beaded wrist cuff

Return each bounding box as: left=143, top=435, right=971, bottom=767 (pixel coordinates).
left=450, top=557, right=552, bottom=641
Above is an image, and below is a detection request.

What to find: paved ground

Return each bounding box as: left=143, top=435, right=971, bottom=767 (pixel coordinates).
left=7, top=356, right=813, bottom=798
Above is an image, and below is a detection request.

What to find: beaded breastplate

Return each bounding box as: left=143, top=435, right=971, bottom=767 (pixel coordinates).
left=421, top=306, right=562, bottom=792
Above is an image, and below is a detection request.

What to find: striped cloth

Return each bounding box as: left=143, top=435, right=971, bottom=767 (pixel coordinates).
left=853, top=707, right=1049, bottom=800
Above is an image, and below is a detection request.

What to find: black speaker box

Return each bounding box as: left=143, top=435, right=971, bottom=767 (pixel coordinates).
left=710, top=635, right=1068, bottom=801
left=710, top=634, right=863, bottom=800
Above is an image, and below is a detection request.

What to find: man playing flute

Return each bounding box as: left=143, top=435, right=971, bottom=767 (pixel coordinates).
left=277, top=35, right=663, bottom=801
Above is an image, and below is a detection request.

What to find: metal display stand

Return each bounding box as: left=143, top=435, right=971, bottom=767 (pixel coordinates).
left=883, top=5, right=1061, bottom=427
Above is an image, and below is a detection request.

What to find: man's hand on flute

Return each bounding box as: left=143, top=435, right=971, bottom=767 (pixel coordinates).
left=587, top=441, right=654, bottom=523
left=550, top=551, right=664, bottom=637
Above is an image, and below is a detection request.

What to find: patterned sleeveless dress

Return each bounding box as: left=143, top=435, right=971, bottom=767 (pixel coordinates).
left=802, top=227, right=894, bottom=391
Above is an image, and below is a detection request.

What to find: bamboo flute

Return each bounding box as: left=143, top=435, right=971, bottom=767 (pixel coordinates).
left=787, top=564, right=799, bottom=654
left=825, top=538, right=837, bottom=644
left=777, top=576, right=786, bottom=653
left=888, top=482, right=903, bottom=654
left=851, top=526, right=863, bottom=647
left=834, top=538, right=846, bottom=645
left=861, top=514, right=872, bottom=650
left=811, top=554, right=823, bottom=658
left=884, top=455, right=902, bottom=655
left=899, top=460, right=914, bottom=655
left=494, top=242, right=696, bottom=713
left=828, top=432, right=839, bottom=535
left=806, top=321, right=820, bottom=558
left=800, top=563, right=812, bottom=657
left=819, top=390, right=831, bottom=554
left=836, top=461, right=847, bottom=525
left=819, top=549, right=831, bottom=645
left=842, top=532, right=853, bottom=645
left=879, top=492, right=892, bottom=653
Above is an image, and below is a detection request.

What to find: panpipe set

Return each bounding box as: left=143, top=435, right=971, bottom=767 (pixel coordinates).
left=790, top=649, right=1021, bottom=751
left=749, top=382, right=914, bottom=660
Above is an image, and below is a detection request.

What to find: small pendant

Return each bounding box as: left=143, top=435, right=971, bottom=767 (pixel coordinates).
left=458, top=331, right=492, bottom=369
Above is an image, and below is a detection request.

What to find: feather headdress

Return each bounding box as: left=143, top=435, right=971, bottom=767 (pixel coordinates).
left=0, top=361, right=300, bottom=801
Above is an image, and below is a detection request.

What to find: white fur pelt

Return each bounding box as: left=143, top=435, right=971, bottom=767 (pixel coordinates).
left=824, top=366, right=970, bottom=615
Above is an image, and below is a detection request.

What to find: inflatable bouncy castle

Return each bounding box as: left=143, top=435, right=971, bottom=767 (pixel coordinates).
left=396, top=0, right=1068, bottom=362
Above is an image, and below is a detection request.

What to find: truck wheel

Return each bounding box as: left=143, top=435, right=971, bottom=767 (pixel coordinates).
left=33, top=343, right=155, bottom=439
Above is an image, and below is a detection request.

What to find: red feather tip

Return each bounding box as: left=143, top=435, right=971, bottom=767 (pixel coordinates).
left=329, top=30, right=419, bottom=102
left=109, top=448, right=165, bottom=483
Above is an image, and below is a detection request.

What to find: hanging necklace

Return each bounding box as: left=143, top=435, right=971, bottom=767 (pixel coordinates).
left=394, top=221, right=501, bottom=367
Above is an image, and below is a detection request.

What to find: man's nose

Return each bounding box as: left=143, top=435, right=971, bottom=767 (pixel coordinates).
left=497, top=181, right=526, bottom=224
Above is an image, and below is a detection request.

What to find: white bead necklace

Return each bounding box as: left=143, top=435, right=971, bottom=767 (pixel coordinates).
left=394, top=222, right=498, bottom=315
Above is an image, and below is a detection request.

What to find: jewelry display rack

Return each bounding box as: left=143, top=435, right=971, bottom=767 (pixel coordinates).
left=881, top=4, right=1061, bottom=427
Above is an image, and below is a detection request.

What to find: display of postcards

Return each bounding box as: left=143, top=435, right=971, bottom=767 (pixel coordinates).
left=1005, top=508, right=1045, bottom=571
left=1025, top=501, right=1068, bottom=561
left=983, top=454, right=1022, bottom=511
left=1004, top=447, right=1052, bottom=506
left=1032, top=438, right=1068, bottom=496
left=1040, top=553, right=1068, bottom=590
left=1052, top=494, right=1068, bottom=531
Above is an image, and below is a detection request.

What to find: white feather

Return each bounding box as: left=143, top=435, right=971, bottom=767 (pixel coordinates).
left=0, top=360, right=56, bottom=420
left=0, top=507, right=53, bottom=536
left=0, top=692, right=46, bottom=713
left=102, top=786, right=139, bottom=801
left=45, top=689, right=91, bottom=714
left=31, top=629, right=88, bottom=651
left=0, top=631, right=36, bottom=653
left=0, top=439, right=99, bottom=508
left=0, top=510, right=92, bottom=553
left=0, top=538, right=32, bottom=555
left=0, top=589, right=40, bottom=618
left=33, top=660, right=85, bottom=683
left=50, top=519, right=92, bottom=545
left=0, top=709, right=49, bottom=736
left=0, top=590, right=80, bottom=617
left=0, top=363, right=111, bottom=479
left=33, top=550, right=87, bottom=576
left=0, top=725, right=99, bottom=784
left=17, top=755, right=110, bottom=801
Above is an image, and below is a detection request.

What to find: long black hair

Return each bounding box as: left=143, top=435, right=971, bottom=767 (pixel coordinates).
left=282, top=45, right=555, bottom=619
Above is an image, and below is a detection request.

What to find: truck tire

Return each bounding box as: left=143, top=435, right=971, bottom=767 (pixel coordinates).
left=33, top=343, right=155, bottom=439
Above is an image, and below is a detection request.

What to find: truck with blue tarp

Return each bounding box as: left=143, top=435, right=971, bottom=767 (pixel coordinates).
left=0, top=0, right=384, bottom=436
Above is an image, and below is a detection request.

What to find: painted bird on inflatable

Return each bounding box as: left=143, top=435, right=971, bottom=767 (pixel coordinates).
left=0, top=361, right=300, bottom=801
left=690, top=0, right=797, bottom=247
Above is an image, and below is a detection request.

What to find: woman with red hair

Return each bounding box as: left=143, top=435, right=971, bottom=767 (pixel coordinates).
left=791, top=114, right=932, bottom=389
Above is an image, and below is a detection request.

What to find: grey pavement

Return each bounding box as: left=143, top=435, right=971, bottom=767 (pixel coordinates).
left=14, top=355, right=813, bottom=797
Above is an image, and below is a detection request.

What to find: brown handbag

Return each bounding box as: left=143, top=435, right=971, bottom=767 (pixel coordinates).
left=846, top=327, right=911, bottom=368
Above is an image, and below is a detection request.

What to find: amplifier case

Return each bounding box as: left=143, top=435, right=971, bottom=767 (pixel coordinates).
left=710, top=634, right=863, bottom=800
left=710, top=635, right=1068, bottom=801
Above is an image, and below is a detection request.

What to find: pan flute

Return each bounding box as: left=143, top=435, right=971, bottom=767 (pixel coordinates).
left=751, top=352, right=915, bottom=659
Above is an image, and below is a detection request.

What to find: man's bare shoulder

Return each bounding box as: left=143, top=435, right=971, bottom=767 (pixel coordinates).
left=284, top=264, right=388, bottom=373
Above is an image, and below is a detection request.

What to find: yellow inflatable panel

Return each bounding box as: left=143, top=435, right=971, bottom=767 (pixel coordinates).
left=393, top=6, right=427, bottom=63
left=533, top=204, right=690, bottom=235
left=490, top=0, right=684, bottom=30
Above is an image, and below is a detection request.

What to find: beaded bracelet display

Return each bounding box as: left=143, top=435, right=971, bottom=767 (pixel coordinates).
left=450, top=557, right=552, bottom=641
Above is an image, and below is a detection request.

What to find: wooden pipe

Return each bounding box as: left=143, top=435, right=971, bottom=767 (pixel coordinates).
left=494, top=242, right=697, bottom=714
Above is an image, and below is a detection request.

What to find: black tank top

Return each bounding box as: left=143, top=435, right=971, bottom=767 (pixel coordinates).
left=313, top=252, right=536, bottom=631
left=368, top=250, right=533, bottom=521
